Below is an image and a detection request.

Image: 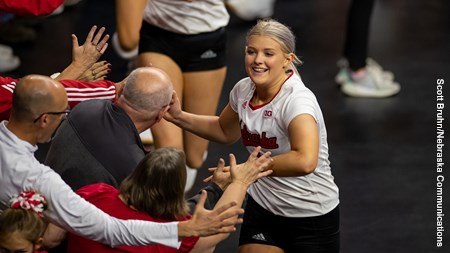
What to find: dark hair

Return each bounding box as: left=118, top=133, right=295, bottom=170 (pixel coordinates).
left=120, top=147, right=189, bottom=220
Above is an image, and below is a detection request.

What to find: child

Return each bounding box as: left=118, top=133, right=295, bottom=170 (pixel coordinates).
left=0, top=191, right=48, bottom=253
left=164, top=18, right=340, bottom=252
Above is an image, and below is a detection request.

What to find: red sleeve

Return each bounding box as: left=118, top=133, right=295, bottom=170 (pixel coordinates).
left=60, top=79, right=117, bottom=109
left=0, top=0, right=64, bottom=16
left=0, top=76, right=19, bottom=121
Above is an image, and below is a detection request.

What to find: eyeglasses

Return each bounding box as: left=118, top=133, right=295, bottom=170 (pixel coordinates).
left=33, top=109, right=71, bottom=123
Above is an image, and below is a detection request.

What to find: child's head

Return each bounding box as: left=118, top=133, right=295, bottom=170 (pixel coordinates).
left=120, top=147, right=189, bottom=220
left=246, top=18, right=302, bottom=76
left=0, top=192, right=48, bottom=253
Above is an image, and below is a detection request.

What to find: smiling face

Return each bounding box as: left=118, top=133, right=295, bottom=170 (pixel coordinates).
left=245, top=35, right=293, bottom=89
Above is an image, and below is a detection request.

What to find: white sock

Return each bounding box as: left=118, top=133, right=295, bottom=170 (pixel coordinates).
left=184, top=166, right=198, bottom=193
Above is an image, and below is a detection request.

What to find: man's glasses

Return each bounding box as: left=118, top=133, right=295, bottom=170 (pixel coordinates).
left=33, top=109, right=71, bottom=123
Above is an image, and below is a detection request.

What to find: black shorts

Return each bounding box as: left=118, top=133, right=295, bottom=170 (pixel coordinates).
left=239, top=196, right=340, bottom=253
left=139, top=21, right=227, bottom=72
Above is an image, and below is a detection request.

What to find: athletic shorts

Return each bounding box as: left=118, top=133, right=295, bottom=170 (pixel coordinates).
left=139, top=21, right=227, bottom=72
left=239, top=196, right=340, bottom=253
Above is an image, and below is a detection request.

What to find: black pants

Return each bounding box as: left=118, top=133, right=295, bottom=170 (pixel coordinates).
left=343, top=0, right=375, bottom=70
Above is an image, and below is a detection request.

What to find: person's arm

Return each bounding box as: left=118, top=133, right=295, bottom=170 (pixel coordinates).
left=190, top=147, right=273, bottom=253
left=38, top=165, right=243, bottom=248
left=115, top=0, right=146, bottom=52
left=186, top=183, right=223, bottom=212
left=59, top=79, right=117, bottom=109
left=165, top=91, right=241, bottom=144
left=55, top=25, right=110, bottom=81
left=268, top=114, right=319, bottom=176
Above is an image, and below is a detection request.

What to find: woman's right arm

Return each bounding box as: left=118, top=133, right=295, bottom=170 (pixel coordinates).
left=165, top=91, right=241, bottom=144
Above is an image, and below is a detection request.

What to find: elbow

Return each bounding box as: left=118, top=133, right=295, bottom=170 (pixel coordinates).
left=301, top=160, right=317, bottom=175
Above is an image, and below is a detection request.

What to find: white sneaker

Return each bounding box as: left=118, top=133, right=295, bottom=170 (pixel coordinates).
left=0, top=54, right=20, bottom=73
left=184, top=166, right=198, bottom=193
left=341, top=67, right=401, bottom=98
left=335, top=58, right=394, bottom=86
left=226, top=0, right=276, bottom=21
left=0, top=44, right=13, bottom=57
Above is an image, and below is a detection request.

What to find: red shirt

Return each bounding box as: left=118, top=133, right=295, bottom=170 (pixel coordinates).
left=0, top=0, right=64, bottom=16
left=67, top=183, right=199, bottom=253
left=0, top=76, right=117, bottom=121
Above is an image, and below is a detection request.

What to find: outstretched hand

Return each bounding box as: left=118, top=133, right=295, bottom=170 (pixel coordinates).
left=71, top=25, right=110, bottom=72
left=178, top=190, right=244, bottom=238
left=204, top=146, right=273, bottom=189
left=78, top=61, right=111, bottom=82
left=232, top=146, right=273, bottom=186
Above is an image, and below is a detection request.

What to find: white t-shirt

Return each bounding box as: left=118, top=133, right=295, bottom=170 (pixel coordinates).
left=143, top=0, right=229, bottom=34
left=229, top=73, right=339, bottom=217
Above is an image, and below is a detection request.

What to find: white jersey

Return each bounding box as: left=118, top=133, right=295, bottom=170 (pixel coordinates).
left=229, top=73, right=339, bottom=217
left=143, top=0, right=229, bottom=35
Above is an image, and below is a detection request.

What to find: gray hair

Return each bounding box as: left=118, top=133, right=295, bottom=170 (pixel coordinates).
left=121, top=68, right=173, bottom=115
left=247, top=18, right=302, bottom=67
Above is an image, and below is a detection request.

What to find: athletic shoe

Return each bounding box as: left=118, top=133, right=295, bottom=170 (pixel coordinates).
left=0, top=44, right=13, bottom=57
left=340, top=67, right=401, bottom=98
left=335, top=58, right=394, bottom=86
left=0, top=55, right=20, bottom=73
left=226, top=0, right=276, bottom=21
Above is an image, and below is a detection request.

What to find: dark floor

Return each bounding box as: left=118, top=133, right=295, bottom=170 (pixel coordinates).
left=3, top=0, right=449, bottom=252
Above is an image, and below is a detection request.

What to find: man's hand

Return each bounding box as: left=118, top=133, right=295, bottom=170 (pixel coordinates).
left=178, top=190, right=244, bottom=238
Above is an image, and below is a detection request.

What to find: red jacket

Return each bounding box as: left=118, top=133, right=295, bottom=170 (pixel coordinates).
left=0, top=0, right=64, bottom=16
left=0, top=76, right=117, bottom=121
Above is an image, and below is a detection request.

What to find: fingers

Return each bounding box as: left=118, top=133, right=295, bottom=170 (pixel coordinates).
left=194, top=190, right=207, bottom=211
left=86, top=25, right=110, bottom=54
left=71, top=34, right=79, bottom=49
left=258, top=169, right=274, bottom=179
left=203, top=175, right=213, bottom=183
left=229, top=153, right=237, bottom=169
left=249, top=146, right=262, bottom=161
left=85, top=25, right=97, bottom=44
left=91, top=26, right=106, bottom=46
left=216, top=158, right=225, bottom=173
left=211, top=200, right=237, bottom=218
left=90, top=61, right=111, bottom=80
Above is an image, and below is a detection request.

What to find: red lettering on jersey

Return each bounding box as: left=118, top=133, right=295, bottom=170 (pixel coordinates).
left=240, top=124, right=279, bottom=149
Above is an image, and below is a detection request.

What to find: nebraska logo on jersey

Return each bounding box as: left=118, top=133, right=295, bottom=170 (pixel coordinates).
left=263, top=110, right=272, bottom=118
left=241, top=124, right=279, bottom=149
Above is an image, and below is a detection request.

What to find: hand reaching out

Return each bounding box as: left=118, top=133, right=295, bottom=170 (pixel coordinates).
left=71, top=25, right=110, bottom=72
left=178, top=190, right=244, bottom=237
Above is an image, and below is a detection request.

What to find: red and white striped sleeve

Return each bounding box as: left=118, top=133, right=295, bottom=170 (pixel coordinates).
left=0, top=77, right=18, bottom=121
left=60, top=79, right=117, bottom=109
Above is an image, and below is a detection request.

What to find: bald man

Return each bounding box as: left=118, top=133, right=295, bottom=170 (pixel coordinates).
left=45, top=67, right=173, bottom=190
left=0, top=74, right=244, bottom=249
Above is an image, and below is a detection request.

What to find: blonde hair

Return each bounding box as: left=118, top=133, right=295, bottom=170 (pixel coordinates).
left=246, top=18, right=302, bottom=75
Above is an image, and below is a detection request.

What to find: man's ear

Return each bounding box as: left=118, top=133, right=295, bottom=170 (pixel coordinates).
left=155, top=106, right=170, bottom=123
